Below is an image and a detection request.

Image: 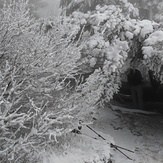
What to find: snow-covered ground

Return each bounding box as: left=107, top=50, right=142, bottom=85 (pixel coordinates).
left=92, top=105, right=163, bottom=163
left=43, top=105, right=163, bottom=163
left=43, top=125, right=113, bottom=163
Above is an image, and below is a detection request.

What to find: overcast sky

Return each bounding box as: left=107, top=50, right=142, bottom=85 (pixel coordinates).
left=37, top=0, right=60, bottom=18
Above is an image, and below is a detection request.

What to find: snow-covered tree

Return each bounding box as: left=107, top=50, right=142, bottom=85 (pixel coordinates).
left=60, top=0, right=139, bottom=18
left=0, top=0, right=48, bottom=18
left=1, top=1, right=163, bottom=162
left=0, top=1, right=87, bottom=162
left=128, top=0, right=163, bottom=23
left=63, top=2, right=163, bottom=106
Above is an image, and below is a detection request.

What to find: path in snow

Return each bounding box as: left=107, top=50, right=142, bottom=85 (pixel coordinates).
left=92, top=106, right=163, bottom=163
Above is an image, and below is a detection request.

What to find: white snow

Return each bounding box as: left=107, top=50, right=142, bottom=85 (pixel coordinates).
left=144, top=31, right=163, bottom=45
left=138, top=20, right=153, bottom=28
left=125, top=31, right=134, bottom=39
left=43, top=128, right=113, bottom=163
left=140, top=25, right=153, bottom=38
left=123, top=20, right=133, bottom=31
left=92, top=105, right=163, bottom=163
left=142, top=46, right=154, bottom=57
left=89, top=39, right=98, bottom=49
left=133, top=25, right=141, bottom=36
left=90, top=57, right=97, bottom=67
left=111, top=105, right=160, bottom=115
left=43, top=104, right=163, bottom=163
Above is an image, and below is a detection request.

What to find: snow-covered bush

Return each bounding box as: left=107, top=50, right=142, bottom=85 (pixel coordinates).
left=1, top=1, right=163, bottom=162
left=0, top=1, right=87, bottom=162
left=0, top=61, right=88, bottom=162
left=63, top=3, right=163, bottom=106
left=63, top=4, right=144, bottom=105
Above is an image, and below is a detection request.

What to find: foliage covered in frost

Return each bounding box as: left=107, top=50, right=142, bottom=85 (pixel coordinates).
left=0, top=1, right=86, bottom=162
left=60, top=0, right=139, bottom=18
left=64, top=5, right=132, bottom=105
left=1, top=0, right=163, bottom=162
left=43, top=131, right=113, bottom=163
left=64, top=4, right=162, bottom=106
left=142, top=30, right=163, bottom=81
left=60, top=0, right=163, bottom=116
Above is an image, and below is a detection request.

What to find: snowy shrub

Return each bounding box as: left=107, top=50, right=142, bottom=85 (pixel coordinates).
left=1, top=1, right=163, bottom=162
left=0, top=61, right=86, bottom=163
left=63, top=3, right=163, bottom=106
left=64, top=4, right=134, bottom=105
left=0, top=1, right=87, bottom=162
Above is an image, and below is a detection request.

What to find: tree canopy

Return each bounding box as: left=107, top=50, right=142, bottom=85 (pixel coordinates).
left=60, top=2, right=163, bottom=105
